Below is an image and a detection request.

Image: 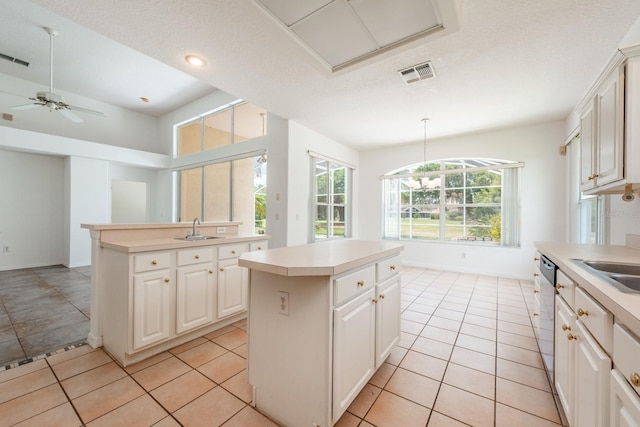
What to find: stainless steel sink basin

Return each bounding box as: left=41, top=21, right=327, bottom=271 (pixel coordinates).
left=582, top=260, right=640, bottom=276
left=174, top=236, right=223, bottom=241
left=608, top=274, right=640, bottom=292
left=573, top=259, right=640, bottom=293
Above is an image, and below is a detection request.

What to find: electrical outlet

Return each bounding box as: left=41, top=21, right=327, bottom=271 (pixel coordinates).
left=2, top=246, right=9, bottom=253
left=278, top=291, right=289, bottom=316
left=217, top=227, right=226, bottom=233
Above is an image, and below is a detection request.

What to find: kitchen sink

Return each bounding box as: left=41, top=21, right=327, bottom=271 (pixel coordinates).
left=174, top=236, right=223, bottom=241
left=573, top=259, right=640, bottom=293
left=608, top=274, right=640, bottom=292
left=582, top=260, right=640, bottom=276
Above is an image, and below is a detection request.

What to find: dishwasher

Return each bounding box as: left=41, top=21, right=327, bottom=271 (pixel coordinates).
left=534, top=254, right=558, bottom=386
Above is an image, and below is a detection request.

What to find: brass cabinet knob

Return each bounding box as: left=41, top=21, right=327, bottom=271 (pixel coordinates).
left=164, top=278, right=170, bottom=283
left=533, top=290, right=540, bottom=294
left=231, top=250, right=236, bottom=254
left=357, top=280, right=364, bottom=287
left=562, top=324, right=571, bottom=331
left=380, top=294, right=385, bottom=299
left=257, top=246, right=262, bottom=250
left=557, top=284, right=565, bottom=289
left=630, top=372, right=640, bottom=387
left=208, top=270, right=213, bottom=274
left=220, top=267, right=224, bottom=272
left=152, top=260, right=158, bottom=265
left=372, top=299, right=378, bottom=304
left=195, top=255, right=200, bottom=259
left=533, top=313, right=539, bottom=317
left=534, top=257, right=540, bottom=261
left=567, top=333, right=577, bottom=341
left=577, top=308, right=589, bottom=317
left=390, top=265, right=396, bottom=271
left=533, top=273, right=539, bottom=277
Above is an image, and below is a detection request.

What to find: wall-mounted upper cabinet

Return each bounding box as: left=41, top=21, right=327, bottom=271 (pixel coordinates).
left=578, top=47, right=640, bottom=195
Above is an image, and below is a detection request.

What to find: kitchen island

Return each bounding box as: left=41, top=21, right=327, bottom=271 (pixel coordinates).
left=82, top=222, right=268, bottom=366
left=239, top=239, right=403, bottom=427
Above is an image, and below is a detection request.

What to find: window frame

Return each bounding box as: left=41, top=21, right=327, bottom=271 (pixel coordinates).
left=309, top=153, right=354, bottom=242
left=381, top=158, right=522, bottom=247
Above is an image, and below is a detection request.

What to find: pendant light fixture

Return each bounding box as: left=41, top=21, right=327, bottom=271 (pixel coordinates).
left=409, top=118, right=441, bottom=190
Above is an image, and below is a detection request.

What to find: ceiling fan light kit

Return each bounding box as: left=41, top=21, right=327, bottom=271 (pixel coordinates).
left=4, top=26, right=105, bottom=123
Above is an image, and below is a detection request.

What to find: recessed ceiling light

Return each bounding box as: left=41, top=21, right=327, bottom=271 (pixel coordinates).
left=185, top=55, right=206, bottom=67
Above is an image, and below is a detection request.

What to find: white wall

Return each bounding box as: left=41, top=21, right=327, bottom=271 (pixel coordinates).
left=287, top=121, right=360, bottom=246
left=0, top=150, right=64, bottom=270
left=359, top=121, right=566, bottom=280
left=65, top=157, right=109, bottom=267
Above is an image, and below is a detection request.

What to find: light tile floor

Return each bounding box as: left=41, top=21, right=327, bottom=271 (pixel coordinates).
left=0, top=266, right=564, bottom=426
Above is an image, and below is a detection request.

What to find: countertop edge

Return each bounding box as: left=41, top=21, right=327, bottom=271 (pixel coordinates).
left=534, top=241, right=640, bottom=336
left=101, top=235, right=269, bottom=253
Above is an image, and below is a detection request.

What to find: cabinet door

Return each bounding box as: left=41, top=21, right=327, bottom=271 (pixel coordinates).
left=375, top=276, right=400, bottom=368
left=555, top=295, right=576, bottom=425
left=176, top=263, right=215, bottom=334
left=133, top=269, right=171, bottom=350
left=610, top=369, right=640, bottom=427
left=333, top=288, right=376, bottom=423
left=580, top=104, right=596, bottom=191
left=596, top=68, right=624, bottom=187
left=217, top=258, right=248, bottom=318
left=574, top=320, right=611, bottom=427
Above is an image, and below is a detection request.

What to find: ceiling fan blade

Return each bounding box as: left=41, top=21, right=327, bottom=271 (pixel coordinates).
left=68, top=104, right=105, bottom=117
left=57, top=108, right=83, bottom=123
left=10, top=103, right=43, bottom=111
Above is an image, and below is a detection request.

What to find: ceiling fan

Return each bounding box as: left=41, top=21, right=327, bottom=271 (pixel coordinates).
left=4, top=27, right=105, bottom=123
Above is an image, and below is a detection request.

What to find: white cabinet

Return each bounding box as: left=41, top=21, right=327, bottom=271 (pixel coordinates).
left=553, top=268, right=614, bottom=427
left=246, top=245, right=402, bottom=427
left=555, top=295, right=576, bottom=425
left=100, top=237, right=266, bottom=366
left=375, top=275, right=401, bottom=367
left=217, top=242, right=249, bottom=319
left=578, top=54, right=640, bottom=194
left=574, top=320, right=611, bottom=427
left=133, top=268, right=172, bottom=350
left=176, top=247, right=216, bottom=334
left=610, top=369, right=640, bottom=427
left=333, top=288, right=376, bottom=421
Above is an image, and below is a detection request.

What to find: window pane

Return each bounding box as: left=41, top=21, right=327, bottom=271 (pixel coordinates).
left=234, top=103, right=267, bottom=142
left=203, top=162, right=230, bottom=221
left=203, top=109, right=232, bottom=150
left=232, top=157, right=255, bottom=234
left=254, top=156, right=267, bottom=235
left=180, top=167, right=202, bottom=221
left=466, top=188, right=502, bottom=204
left=445, top=189, right=463, bottom=205
left=401, top=215, right=439, bottom=240
left=445, top=172, right=463, bottom=188
left=315, top=205, right=328, bottom=239
left=178, top=120, right=202, bottom=156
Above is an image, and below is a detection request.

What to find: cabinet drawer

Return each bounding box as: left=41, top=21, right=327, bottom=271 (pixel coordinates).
left=376, top=255, right=401, bottom=283
left=250, top=240, right=268, bottom=252
left=556, top=269, right=576, bottom=309
left=613, top=323, right=640, bottom=396
left=177, top=247, right=214, bottom=266
left=134, top=251, right=171, bottom=273
left=334, top=266, right=375, bottom=306
left=219, top=243, right=248, bottom=260
left=575, top=287, right=613, bottom=354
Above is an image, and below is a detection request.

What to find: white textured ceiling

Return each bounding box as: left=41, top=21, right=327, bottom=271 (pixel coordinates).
left=2, top=0, right=640, bottom=150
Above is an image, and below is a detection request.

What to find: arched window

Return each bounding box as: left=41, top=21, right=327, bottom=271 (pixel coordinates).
left=382, top=158, right=522, bottom=246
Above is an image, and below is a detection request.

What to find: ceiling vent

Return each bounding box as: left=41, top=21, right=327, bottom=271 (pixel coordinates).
left=398, top=61, right=435, bottom=84
left=0, top=52, right=29, bottom=67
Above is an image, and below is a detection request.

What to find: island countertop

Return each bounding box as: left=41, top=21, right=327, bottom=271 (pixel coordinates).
left=238, top=239, right=403, bottom=277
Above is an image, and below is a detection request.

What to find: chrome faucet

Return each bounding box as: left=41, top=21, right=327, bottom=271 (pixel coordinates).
left=191, top=217, right=201, bottom=237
